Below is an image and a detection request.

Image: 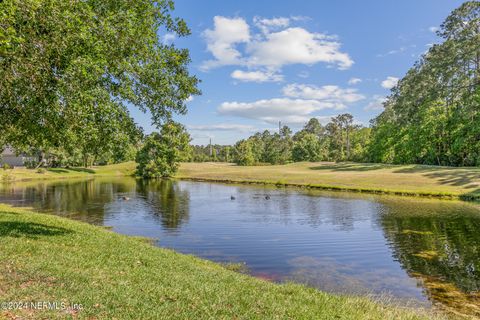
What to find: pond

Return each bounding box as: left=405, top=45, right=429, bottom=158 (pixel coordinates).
left=1, top=177, right=479, bottom=316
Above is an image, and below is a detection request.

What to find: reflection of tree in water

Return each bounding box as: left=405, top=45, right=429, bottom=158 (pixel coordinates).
left=378, top=199, right=480, bottom=316
left=0, top=178, right=137, bottom=224
left=136, top=179, right=190, bottom=230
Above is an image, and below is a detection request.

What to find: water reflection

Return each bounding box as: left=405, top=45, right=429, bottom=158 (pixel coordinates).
left=0, top=178, right=479, bottom=316
left=136, top=179, right=190, bottom=230
left=378, top=199, right=480, bottom=316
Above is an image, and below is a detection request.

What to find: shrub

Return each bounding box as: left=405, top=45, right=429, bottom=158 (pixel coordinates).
left=136, top=122, right=191, bottom=178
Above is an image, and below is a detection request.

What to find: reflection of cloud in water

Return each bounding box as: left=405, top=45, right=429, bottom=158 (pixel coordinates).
left=287, top=256, right=429, bottom=307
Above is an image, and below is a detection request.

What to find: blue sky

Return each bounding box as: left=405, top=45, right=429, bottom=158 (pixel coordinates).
left=129, top=0, right=465, bottom=145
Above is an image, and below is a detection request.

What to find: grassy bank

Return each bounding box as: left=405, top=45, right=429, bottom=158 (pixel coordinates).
left=0, top=204, right=441, bottom=320
left=3, top=161, right=480, bottom=200
left=177, top=162, right=480, bottom=201
left=0, top=162, right=135, bottom=183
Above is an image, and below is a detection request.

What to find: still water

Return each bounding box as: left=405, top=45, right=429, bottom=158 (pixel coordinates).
left=1, top=177, right=479, bottom=315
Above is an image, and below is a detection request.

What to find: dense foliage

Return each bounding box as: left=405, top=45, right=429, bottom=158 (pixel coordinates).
left=368, top=1, right=480, bottom=166
left=231, top=116, right=370, bottom=165
left=136, top=122, right=191, bottom=178
left=0, top=0, right=199, bottom=166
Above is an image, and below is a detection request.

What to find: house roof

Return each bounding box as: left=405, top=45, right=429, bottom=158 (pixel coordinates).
left=1, top=145, right=16, bottom=156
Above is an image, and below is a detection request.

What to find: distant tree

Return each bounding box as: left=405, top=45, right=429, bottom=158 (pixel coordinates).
left=292, top=133, right=325, bottom=162
left=327, top=113, right=355, bottom=161
left=234, top=140, right=255, bottom=166
left=136, top=122, right=191, bottom=178
left=303, top=118, right=325, bottom=137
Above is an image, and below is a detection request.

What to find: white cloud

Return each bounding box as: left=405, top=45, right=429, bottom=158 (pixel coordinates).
left=364, top=95, right=386, bottom=111
left=247, top=27, right=353, bottom=70
left=348, top=77, right=362, bottom=85
left=377, top=47, right=407, bottom=57
left=201, top=16, right=353, bottom=76
left=231, top=69, right=283, bottom=82
left=297, top=71, right=310, bottom=78
left=218, top=98, right=344, bottom=125
left=201, top=16, right=250, bottom=70
left=253, top=16, right=290, bottom=34
left=188, top=123, right=256, bottom=133
left=282, top=83, right=365, bottom=107
left=381, top=76, right=399, bottom=89
left=429, top=26, right=439, bottom=33
left=162, top=33, right=176, bottom=44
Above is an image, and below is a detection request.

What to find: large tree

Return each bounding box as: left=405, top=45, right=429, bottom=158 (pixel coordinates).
left=0, top=0, right=200, bottom=160
left=368, top=1, right=480, bottom=166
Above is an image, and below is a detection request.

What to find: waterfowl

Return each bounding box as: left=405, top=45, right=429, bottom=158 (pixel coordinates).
left=265, top=195, right=270, bottom=200
left=231, top=195, right=236, bottom=200
left=121, top=196, right=130, bottom=201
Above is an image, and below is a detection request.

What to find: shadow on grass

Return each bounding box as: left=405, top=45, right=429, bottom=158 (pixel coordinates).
left=0, top=221, right=72, bottom=238
left=310, top=163, right=480, bottom=190
left=394, top=166, right=480, bottom=189
left=47, top=168, right=69, bottom=174
left=47, top=167, right=95, bottom=174
left=310, top=163, right=392, bottom=172
left=459, top=189, right=480, bottom=201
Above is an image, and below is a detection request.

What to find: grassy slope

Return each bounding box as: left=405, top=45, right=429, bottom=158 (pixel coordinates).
left=3, top=161, right=480, bottom=200
left=0, top=204, right=440, bottom=320
left=0, top=162, right=136, bottom=183
left=177, top=162, right=480, bottom=200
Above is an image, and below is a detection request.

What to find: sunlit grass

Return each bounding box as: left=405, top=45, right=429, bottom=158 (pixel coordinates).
left=0, top=162, right=136, bottom=183
left=177, top=162, right=480, bottom=201
left=0, top=204, right=444, bottom=319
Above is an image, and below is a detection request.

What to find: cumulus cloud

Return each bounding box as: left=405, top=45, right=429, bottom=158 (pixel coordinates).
left=282, top=84, right=365, bottom=107
left=188, top=123, right=256, bottom=133
left=381, top=76, right=399, bottom=89
left=218, top=81, right=366, bottom=125
left=231, top=69, right=283, bottom=82
left=201, top=16, right=353, bottom=79
left=201, top=16, right=250, bottom=70
left=253, top=16, right=290, bottom=34
left=218, top=97, right=344, bottom=125
left=364, top=95, right=386, bottom=111
left=247, top=27, right=353, bottom=70
left=348, top=77, right=362, bottom=85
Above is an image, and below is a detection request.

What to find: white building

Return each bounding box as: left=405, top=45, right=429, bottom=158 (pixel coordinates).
left=1, top=146, right=27, bottom=167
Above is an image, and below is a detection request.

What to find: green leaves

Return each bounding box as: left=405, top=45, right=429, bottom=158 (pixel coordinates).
left=0, top=0, right=200, bottom=163
left=369, top=2, right=480, bottom=166
left=136, top=122, right=191, bottom=178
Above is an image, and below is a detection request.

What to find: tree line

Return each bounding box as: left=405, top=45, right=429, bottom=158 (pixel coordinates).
left=1, top=1, right=479, bottom=177
left=228, top=116, right=370, bottom=166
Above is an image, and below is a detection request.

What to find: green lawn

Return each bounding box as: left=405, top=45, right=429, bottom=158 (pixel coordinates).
left=177, top=162, right=480, bottom=200
left=3, top=161, right=480, bottom=200
left=1, top=162, right=136, bottom=183
left=0, top=204, right=442, bottom=320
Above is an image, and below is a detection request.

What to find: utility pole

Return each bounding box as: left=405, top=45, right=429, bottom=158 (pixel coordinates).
left=209, top=138, right=213, bottom=157
left=278, top=121, right=281, bottom=134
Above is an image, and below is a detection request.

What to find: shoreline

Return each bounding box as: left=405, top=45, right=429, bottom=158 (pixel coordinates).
left=2, top=161, right=479, bottom=201
left=0, top=204, right=441, bottom=319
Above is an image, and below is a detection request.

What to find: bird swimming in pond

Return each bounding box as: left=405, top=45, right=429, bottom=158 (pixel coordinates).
left=230, top=195, right=236, bottom=200
left=121, top=196, right=130, bottom=201
left=265, top=195, right=270, bottom=200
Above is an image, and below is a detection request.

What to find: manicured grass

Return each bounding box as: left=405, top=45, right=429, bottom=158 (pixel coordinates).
left=177, top=162, right=480, bottom=201
left=0, top=204, right=441, bottom=319
left=0, top=162, right=136, bottom=183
